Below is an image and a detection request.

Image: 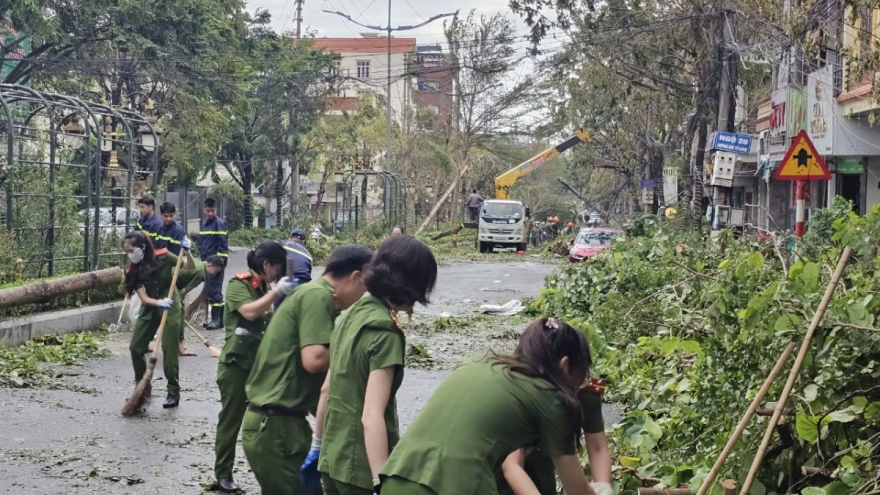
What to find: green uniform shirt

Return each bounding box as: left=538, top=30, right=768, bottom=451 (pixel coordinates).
left=318, top=295, right=405, bottom=490
left=220, top=272, right=272, bottom=370
left=381, top=357, right=576, bottom=495
left=246, top=278, right=338, bottom=412
left=177, top=260, right=205, bottom=295
left=495, top=389, right=606, bottom=495
left=136, top=251, right=182, bottom=315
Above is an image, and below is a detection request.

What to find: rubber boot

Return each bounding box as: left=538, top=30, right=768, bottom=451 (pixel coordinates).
left=206, top=306, right=223, bottom=331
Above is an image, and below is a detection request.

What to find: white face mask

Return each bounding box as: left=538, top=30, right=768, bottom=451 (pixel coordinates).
left=128, top=248, right=144, bottom=264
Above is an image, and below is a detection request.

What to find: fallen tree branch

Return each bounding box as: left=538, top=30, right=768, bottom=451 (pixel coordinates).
left=430, top=224, right=464, bottom=240
left=638, top=488, right=691, bottom=495
left=0, top=267, right=122, bottom=309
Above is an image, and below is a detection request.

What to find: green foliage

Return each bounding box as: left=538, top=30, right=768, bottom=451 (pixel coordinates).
left=531, top=208, right=880, bottom=493
left=228, top=228, right=288, bottom=249
left=0, top=331, right=111, bottom=389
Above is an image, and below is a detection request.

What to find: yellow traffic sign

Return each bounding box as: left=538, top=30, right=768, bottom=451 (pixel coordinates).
left=773, top=130, right=830, bottom=181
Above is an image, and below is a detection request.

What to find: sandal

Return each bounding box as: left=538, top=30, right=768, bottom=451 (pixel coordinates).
left=179, top=346, right=197, bottom=357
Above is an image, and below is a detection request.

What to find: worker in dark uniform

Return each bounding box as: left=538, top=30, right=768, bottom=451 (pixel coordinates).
left=134, top=196, right=163, bottom=245
left=285, top=229, right=313, bottom=284
left=155, top=202, right=187, bottom=255
left=199, top=197, right=229, bottom=330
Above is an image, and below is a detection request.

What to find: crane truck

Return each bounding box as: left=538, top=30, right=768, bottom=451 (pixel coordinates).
left=478, top=130, right=592, bottom=253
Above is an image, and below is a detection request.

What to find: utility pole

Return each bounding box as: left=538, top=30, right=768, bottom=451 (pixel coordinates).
left=386, top=0, right=393, bottom=174
left=709, top=0, right=736, bottom=235
left=295, top=0, right=303, bottom=40
left=289, top=1, right=303, bottom=226
left=324, top=7, right=458, bottom=175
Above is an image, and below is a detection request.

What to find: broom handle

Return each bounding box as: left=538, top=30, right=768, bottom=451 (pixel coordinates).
left=739, top=246, right=852, bottom=495
left=117, top=293, right=129, bottom=325
left=184, top=320, right=212, bottom=347
left=149, top=249, right=188, bottom=359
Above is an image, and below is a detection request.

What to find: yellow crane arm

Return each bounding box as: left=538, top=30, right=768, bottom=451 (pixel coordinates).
left=494, top=130, right=592, bottom=200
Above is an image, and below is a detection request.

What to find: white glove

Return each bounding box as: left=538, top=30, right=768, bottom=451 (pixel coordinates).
left=273, top=277, right=297, bottom=296
left=156, top=298, right=174, bottom=309
left=591, top=482, right=613, bottom=495
left=180, top=236, right=191, bottom=251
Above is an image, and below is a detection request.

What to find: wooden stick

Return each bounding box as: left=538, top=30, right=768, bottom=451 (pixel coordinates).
left=695, top=341, right=796, bottom=495
left=739, top=246, right=852, bottom=495
left=184, top=321, right=222, bottom=358
left=721, top=480, right=737, bottom=495
left=638, top=488, right=690, bottom=495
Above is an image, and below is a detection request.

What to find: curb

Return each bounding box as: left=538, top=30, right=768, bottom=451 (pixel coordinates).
left=0, top=301, right=124, bottom=347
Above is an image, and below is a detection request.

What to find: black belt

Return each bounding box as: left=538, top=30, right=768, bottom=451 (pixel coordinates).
left=248, top=404, right=303, bottom=417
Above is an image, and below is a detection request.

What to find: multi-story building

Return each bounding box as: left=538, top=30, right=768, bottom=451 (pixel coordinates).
left=742, top=2, right=880, bottom=231
left=312, top=34, right=417, bottom=123
left=413, top=43, right=454, bottom=129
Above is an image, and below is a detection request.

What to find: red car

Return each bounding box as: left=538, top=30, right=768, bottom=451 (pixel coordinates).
left=569, top=227, right=624, bottom=262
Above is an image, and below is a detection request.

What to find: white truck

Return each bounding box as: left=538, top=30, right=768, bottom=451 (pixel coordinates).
left=478, top=200, right=530, bottom=253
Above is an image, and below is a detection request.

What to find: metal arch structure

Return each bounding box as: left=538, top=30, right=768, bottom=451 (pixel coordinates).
left=333, top=169, right=407, bottom=232
left=0, top=85, right=160, bottom=277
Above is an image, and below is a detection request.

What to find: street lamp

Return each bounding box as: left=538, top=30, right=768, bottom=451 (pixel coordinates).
left=59, top=119, right=86, bottom=149
left=138, top=122, right=161, bottom=152
left=101, top=116, right=113, bottom=152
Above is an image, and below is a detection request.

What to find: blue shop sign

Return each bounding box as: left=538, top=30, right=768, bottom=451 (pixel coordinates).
left=710, top=131, right=752, bottom=155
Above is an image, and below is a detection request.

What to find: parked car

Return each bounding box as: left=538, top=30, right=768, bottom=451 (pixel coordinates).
left=78, top=208, right=130, bottom=237
left=569, top=227, right=623, bottom=262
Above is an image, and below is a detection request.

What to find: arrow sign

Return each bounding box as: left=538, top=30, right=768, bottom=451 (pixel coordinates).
left=773, top=130, right=831, bottom=181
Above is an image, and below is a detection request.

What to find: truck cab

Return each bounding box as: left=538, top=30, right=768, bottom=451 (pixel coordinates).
left=478, top=200, right=530, bottom=253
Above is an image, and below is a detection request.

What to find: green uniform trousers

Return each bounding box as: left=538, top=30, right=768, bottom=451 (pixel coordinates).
left=241, top=411, right=313, bottom=494
left=214, top=362, right=249, bottom=480
left=129, top=308, right=180, bottom=394
left=381, top=476, right=438, bottom=495
left=321, top=473, right=374, bottom=495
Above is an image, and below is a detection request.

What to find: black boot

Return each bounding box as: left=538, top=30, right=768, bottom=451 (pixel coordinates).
left=206, top=306, right=223, bottom=330
left=163, top=393, right=180, bottom=408
left=214, top=478, right=239, bottom=493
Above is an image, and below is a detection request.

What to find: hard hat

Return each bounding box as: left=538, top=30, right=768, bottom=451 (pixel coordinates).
left=567, top=222, right=574, bottom=227
left=665, top=207, right=677, bottom=219
left=547, top=216, right=553, bottom=221
left=290, top=228, right=306, bottom=240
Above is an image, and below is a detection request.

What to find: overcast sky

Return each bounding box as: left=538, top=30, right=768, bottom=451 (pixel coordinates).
left=248, top=0, right=537, bottom=52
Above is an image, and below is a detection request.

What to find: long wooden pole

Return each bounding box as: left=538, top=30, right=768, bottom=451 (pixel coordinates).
left=695, top=342, right=795, bottom=495
left=415, top=164, right=470, bottom=236
left=739, top=246, right=852, bottom=495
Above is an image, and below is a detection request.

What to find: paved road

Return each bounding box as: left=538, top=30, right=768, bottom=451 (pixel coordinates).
left=0, top=255, right=616, bottom=494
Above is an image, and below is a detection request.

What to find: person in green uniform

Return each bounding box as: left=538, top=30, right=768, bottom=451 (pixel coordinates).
left=313, top=235, right=437, bottom=495
left=212, top=241, right=297, bottom=493
left=241, top=245, right=374, bottom=494
left=497, top=379, right=613, bottom=495
left=378, top=317, right=596, bottom=495
left=175, top=255, right=223, bottom=356
left=122, top=230, right=195, bottom=409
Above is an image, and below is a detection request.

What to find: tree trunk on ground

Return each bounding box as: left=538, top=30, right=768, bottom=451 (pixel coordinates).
left=430, top=224, right=463, bottom=240
left=0, top=267, right=122, bottom=309
left=638, top=489, right=691, bottom=495
left=415, top=165, right=470, bottom=236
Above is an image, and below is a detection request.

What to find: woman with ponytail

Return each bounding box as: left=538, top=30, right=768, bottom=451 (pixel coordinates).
left=378, top=317, right=596, bottom=495
left=211, top=241, right=296, bottom=493
left=123, top=230, right=195, bottom=408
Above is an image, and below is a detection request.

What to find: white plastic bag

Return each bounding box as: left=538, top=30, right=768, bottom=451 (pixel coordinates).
left=127, top=292, right=142, bottom=323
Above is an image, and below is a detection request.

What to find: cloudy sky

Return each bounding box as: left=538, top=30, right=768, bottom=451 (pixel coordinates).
left=249, top=0, right=540, bottom=53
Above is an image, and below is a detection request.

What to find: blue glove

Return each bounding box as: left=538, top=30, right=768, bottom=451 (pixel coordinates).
left=180, top=236, right=191, bottom=251
left=156, top=298, right=174, bottom=309
left=300, top=436, right=322, bottom=489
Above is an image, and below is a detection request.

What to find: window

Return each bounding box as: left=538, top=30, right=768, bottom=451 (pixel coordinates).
left=333, top=60, right=341, bottom=75
left=357, top=60, right=370, bottom=79
left=417, top=81, right=439, bottom=92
